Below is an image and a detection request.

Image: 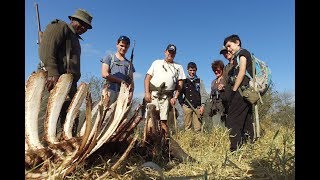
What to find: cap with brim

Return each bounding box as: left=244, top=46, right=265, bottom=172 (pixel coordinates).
left=219, top=46, right=227, bottom=54
left=68, top=9, right=93, bottom=29
left=166, top=44, right=177, bottom=52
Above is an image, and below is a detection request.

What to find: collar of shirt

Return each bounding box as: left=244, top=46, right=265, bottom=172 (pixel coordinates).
left=187, top=74, right=199, bottom=81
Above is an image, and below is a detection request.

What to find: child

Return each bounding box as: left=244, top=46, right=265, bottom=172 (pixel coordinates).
left=223, top=34, right=254, bottom=152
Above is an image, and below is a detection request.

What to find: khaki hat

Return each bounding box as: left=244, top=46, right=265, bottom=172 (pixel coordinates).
left=68, top=9, right=93, bottom=29
left=219, top=46, right=227, bottom=54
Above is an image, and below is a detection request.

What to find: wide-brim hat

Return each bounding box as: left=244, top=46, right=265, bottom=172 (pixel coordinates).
left=68, top=9, right=93, bottom=29
left=219, top=46, right=227, bottom=54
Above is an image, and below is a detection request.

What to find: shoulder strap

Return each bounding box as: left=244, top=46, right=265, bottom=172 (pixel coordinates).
left=109, top=54, right=115, bottom=70
left=66, top=39, right=71, bottom=73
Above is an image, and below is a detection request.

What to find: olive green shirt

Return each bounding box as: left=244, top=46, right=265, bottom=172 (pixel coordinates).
left=39, top=19, right=82, bottom=82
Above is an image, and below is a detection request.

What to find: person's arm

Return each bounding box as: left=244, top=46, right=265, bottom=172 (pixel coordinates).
left=171, top=79, right=183, bottom=106
left=232, top=56, right=246, bottom=91
left=174, top=64, right=187, bottom=103
left=144, top=74, right=152, bottom=103
left=177, top=81, right=185, bottom=105
left=199, top=80, right=207, bottom=106
left=199, top=80, right=206, bottom=115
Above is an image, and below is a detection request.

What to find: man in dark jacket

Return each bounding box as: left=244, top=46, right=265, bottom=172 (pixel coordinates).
left=178, top=62, right=205, bottom=132
left=38, top=9, right=93, bottom=136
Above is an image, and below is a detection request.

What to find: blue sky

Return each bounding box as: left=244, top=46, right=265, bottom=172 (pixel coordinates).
left=25, top=0, right=295, bottom=99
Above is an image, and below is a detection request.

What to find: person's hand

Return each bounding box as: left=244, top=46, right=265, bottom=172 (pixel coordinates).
left=46, top=75, right=59, bottom=91
left=144, top=92, right=151, bottom=103
left=120, top=80, right=129, bottom=87
left=170, top=97, right=177, bottom=106
left=199, top=105, right=205, bottom=116
left=218, top=84, right=225, bottom=91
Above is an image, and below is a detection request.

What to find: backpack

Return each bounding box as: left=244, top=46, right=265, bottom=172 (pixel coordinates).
left=236, top=52, right=272, bottom=96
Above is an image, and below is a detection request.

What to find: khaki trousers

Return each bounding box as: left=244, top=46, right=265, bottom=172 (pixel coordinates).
left=182, top=105, right=202, bottom=132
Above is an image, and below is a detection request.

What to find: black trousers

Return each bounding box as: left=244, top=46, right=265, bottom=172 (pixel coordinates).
left=225, top=90, right=254, bottom=151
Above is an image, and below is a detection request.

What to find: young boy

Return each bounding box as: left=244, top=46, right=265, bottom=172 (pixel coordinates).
left=178, top=62, right=205, bottom=132
left=223, top=34, right=254, bottom=152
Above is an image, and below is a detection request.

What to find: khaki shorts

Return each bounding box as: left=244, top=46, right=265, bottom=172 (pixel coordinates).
left=147, top=91, right=171, bottom=120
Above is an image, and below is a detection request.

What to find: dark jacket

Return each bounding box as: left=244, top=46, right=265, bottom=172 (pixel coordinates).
left=39, top=19, right=82, bottom=83
left=179, top=77, right=203, bottom=108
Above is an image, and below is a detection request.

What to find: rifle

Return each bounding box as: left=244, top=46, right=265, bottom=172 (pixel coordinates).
left=35, top=3, right=42, bottom=45
left=184, top=97, right=202, bottom=120
left=127, top=40, right=136, bottom=83
left=35, top=3, right=45, bottom=70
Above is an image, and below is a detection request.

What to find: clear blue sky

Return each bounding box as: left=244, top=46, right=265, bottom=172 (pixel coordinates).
left=25, top=0, right=295, bottom=99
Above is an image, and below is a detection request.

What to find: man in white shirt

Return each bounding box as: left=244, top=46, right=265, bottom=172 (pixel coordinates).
left=144, top=44, right=186, bottom=138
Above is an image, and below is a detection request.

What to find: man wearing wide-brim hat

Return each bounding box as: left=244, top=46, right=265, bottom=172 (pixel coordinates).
left=38, top=8, right=93, bottom=137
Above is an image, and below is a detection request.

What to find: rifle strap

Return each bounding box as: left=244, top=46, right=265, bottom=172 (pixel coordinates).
left=66, top=39, right=71, bottom=73
left=184, top=97, right=201, bottom=119
left=109, top=54, right=115, bottom=71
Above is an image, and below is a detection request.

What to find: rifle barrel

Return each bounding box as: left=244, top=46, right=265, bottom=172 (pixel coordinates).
left=128, top=40, right=136, bottom=81
left=35, top=3, right=41, bottom=44
left=130, top=40, right=136, bottom=63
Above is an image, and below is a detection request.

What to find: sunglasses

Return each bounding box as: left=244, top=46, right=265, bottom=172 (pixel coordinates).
left=118, top=36, right=131, bottom=45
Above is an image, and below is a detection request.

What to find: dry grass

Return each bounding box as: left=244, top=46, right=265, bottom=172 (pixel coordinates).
left=56, top=117, right=295, bottom=179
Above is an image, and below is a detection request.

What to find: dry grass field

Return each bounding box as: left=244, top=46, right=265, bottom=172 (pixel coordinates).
left=62, top=116, right=294, bottom=180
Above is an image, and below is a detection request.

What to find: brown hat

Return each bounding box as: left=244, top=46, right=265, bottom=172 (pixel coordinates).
left=219, top=46, right=227, bottom=54
left=68, top=9, right=93, bottom=29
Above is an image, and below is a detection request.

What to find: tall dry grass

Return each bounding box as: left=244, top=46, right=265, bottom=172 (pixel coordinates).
left=62, top=116, right=294, bottom=180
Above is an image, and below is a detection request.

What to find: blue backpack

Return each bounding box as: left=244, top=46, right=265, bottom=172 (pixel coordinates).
left=236, top=52, right=272, bottom=95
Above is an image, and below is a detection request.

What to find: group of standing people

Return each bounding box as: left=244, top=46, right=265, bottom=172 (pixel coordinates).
left=208, top=35, right=255, bottom=151
left=37, top=8, right=255, bottom=152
